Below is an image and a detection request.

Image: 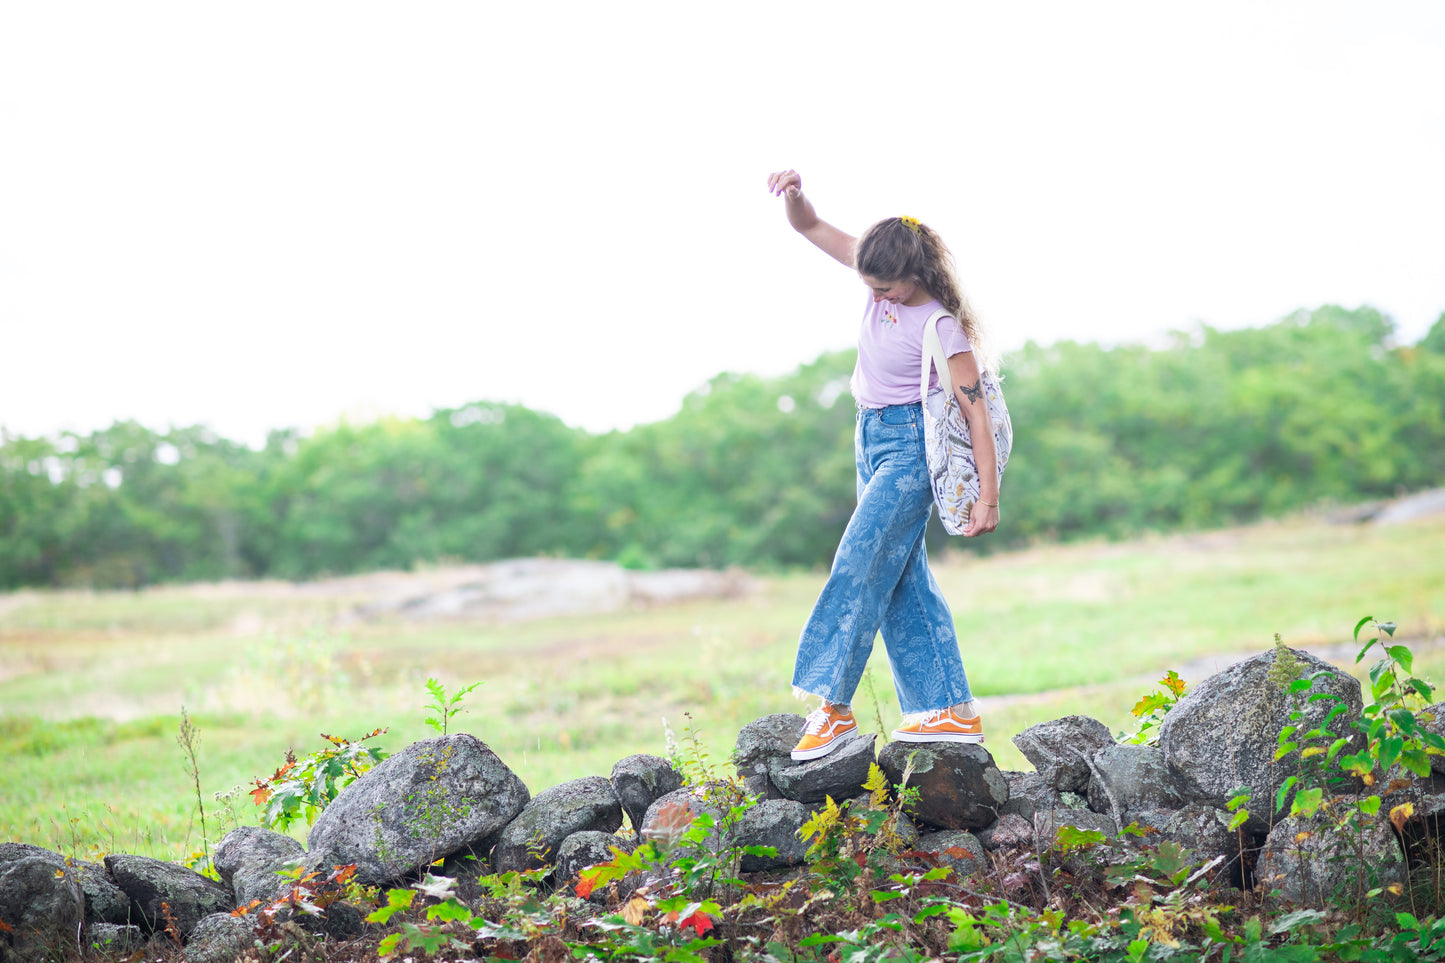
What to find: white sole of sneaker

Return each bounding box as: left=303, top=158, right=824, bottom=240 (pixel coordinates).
left=890, top=731, right=985, bottom=744
left=790, top=728, right=859, bottom=762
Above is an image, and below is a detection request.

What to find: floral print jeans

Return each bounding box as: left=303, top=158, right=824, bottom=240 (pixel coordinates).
left=792, top=402, right=974, bottom=715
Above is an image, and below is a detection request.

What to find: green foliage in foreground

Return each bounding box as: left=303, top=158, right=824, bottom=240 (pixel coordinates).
left=4, top=305, right=1445, bottom=588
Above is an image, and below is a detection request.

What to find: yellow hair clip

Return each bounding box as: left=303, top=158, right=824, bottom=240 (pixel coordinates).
left=898, top=216, right=921, bottom=234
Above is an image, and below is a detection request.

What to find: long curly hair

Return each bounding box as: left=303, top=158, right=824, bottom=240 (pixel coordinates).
left=855, top=217, right=997, bottom=373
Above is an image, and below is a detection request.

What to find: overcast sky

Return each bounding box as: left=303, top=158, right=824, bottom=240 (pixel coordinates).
left=3, top=2, right=1442, bottom=446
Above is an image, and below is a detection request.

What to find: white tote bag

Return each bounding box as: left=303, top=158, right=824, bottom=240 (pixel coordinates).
left=920, top=309, right=1012, bottom=535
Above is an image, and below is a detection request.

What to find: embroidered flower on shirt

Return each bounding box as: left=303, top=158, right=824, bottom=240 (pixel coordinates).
left=878, top=307, right=899, bottom=327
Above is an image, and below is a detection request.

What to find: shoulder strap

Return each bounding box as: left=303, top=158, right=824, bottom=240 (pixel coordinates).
left=920, top=308, right=954, bottom=401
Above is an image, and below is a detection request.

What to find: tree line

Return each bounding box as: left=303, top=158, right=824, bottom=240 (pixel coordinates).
left=3, top=305, right=1443, bottom=589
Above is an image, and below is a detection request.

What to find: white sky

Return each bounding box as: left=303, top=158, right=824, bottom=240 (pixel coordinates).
left=2, top=2, right=1442, bottom=446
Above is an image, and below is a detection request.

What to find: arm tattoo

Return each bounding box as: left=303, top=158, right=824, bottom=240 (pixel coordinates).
left=958, top=379, right=983, bottom=405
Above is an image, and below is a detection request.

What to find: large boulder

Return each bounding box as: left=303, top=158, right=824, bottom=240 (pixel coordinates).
left=733, top=714, right=806, bottom=800
left=878, top=741, right=1008, bottom=830
left=1087, top=744, right=1190, bottom=823
left=1256, top=813, right=1405, bottom=907
left=610, top=755, right=684, bottom=831
left=0, top=843, right=129, bottom=926
left=306, top=734, right=530, bottom=885
left=1012, top=716, right=1115, bottom=792
left=1159, top=646, right=1363, bottom=832
left=215, top=826, right=307, bottom=907
left=733, top=799, right=811, bottom=872
left=492, top=776, right=623, bottom=873
left=771, top=733, right=877, bottom=805
left=103, top=854, right=231, bottom=940
left=0, top=856, right=84, bottom=963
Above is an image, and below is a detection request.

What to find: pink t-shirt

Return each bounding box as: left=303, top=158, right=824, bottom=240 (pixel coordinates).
left=850, top=294, right=973, bottom=408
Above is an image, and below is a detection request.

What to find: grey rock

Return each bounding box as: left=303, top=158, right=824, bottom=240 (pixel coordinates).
left=103, top=854, right=232, bottom=939
left=976, top=813, right=1034, bottom=851
left=1159, top=646, right=1363, bottom=832
left=71, top=860, right=132, bottom=925
left=611, top=754, right=684, bottom=831
left=1421, top=704, right=1445, bottom=777
left=1034, top=808, right=1119, bottom=846
left=733, top=714, right=807, bottom=799
left=86, top=923, right=144, bottom=953
left=771, top=733, right=876, bottom=805
left=215, top=826, right=307, bottom=907
left=734, top=799, right=810, bottom=872
left=0, top=842, right=62, bottom=866
left=1126, top=806, right=1239, bottom=868
left=0, top=856, right=84, bottom=963
left=556, top=832, right=639, bottom=903
left=1000, top=771, right=1066, bottom=822
left=184, top=912, right=257, bottom=963
left=556, top=831, right=633, bottom=884
left=0, top=844, right=130, bottom=926
left=744, top=772, right=784, bottom=801
left=306, top=734, right=530, bottom=885
left=492, top=776, right=623, bottom=873
left=915, top=830, right=987, bottom=881
left=640, top=786, right=728, bottom=856
left=1374, top=487, right=1445, bottom=525
left=289, top=900, right=366, bottom=940
left=1012, top=716, right=1115, bottom=792
left=1087, top=744, right=1189, bottom=823
left=1257, top=813, right=1405, bottom=907
left=878, top=741, right=1008, bottom=830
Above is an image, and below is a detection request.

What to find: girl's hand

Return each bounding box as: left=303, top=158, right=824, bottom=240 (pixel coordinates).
left=767, top=169, right=803, bottom=199
left=963, top=502, right=999, bottom=537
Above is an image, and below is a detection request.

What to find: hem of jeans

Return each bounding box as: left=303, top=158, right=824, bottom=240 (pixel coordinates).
left=792, top=685, right=851, bottom=710
left=898, top=696, right=979, bottom=722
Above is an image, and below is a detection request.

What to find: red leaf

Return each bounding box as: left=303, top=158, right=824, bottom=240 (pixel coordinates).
left=249, top=783, right=272, bottom=806
left=574, top=874, right=597, bottom=899
left=673, top=911, right=713, bottom=935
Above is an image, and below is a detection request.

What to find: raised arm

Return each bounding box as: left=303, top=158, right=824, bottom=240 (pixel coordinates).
left=767, top=169, right=857, bottom=269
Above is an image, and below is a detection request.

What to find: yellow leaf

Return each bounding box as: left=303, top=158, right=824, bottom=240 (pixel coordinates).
left=622, top=895, right=649, bottom=926
left=1294, top=832, right=1313, bottom=844
left=1388, top=883, right=1405, bottom=895
left=1390, top=802, right=1415, bottom=834
left=1300, top=747, right=1325, bottom=758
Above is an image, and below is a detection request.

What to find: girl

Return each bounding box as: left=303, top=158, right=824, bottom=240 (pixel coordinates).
left=766, top=169, right=999, bottom=762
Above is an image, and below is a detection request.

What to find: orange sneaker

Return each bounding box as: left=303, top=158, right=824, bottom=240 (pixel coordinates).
left=791, top=704, right=859, bottom=761
left=891, top=706, right=984, bottom=744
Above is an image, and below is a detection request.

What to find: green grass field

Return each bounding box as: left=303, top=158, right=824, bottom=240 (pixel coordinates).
left=3, top=511, right=1443, bottom=862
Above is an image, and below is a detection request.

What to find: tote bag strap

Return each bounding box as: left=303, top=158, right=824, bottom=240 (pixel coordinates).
left=920, top=308, right=956, bottom=402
